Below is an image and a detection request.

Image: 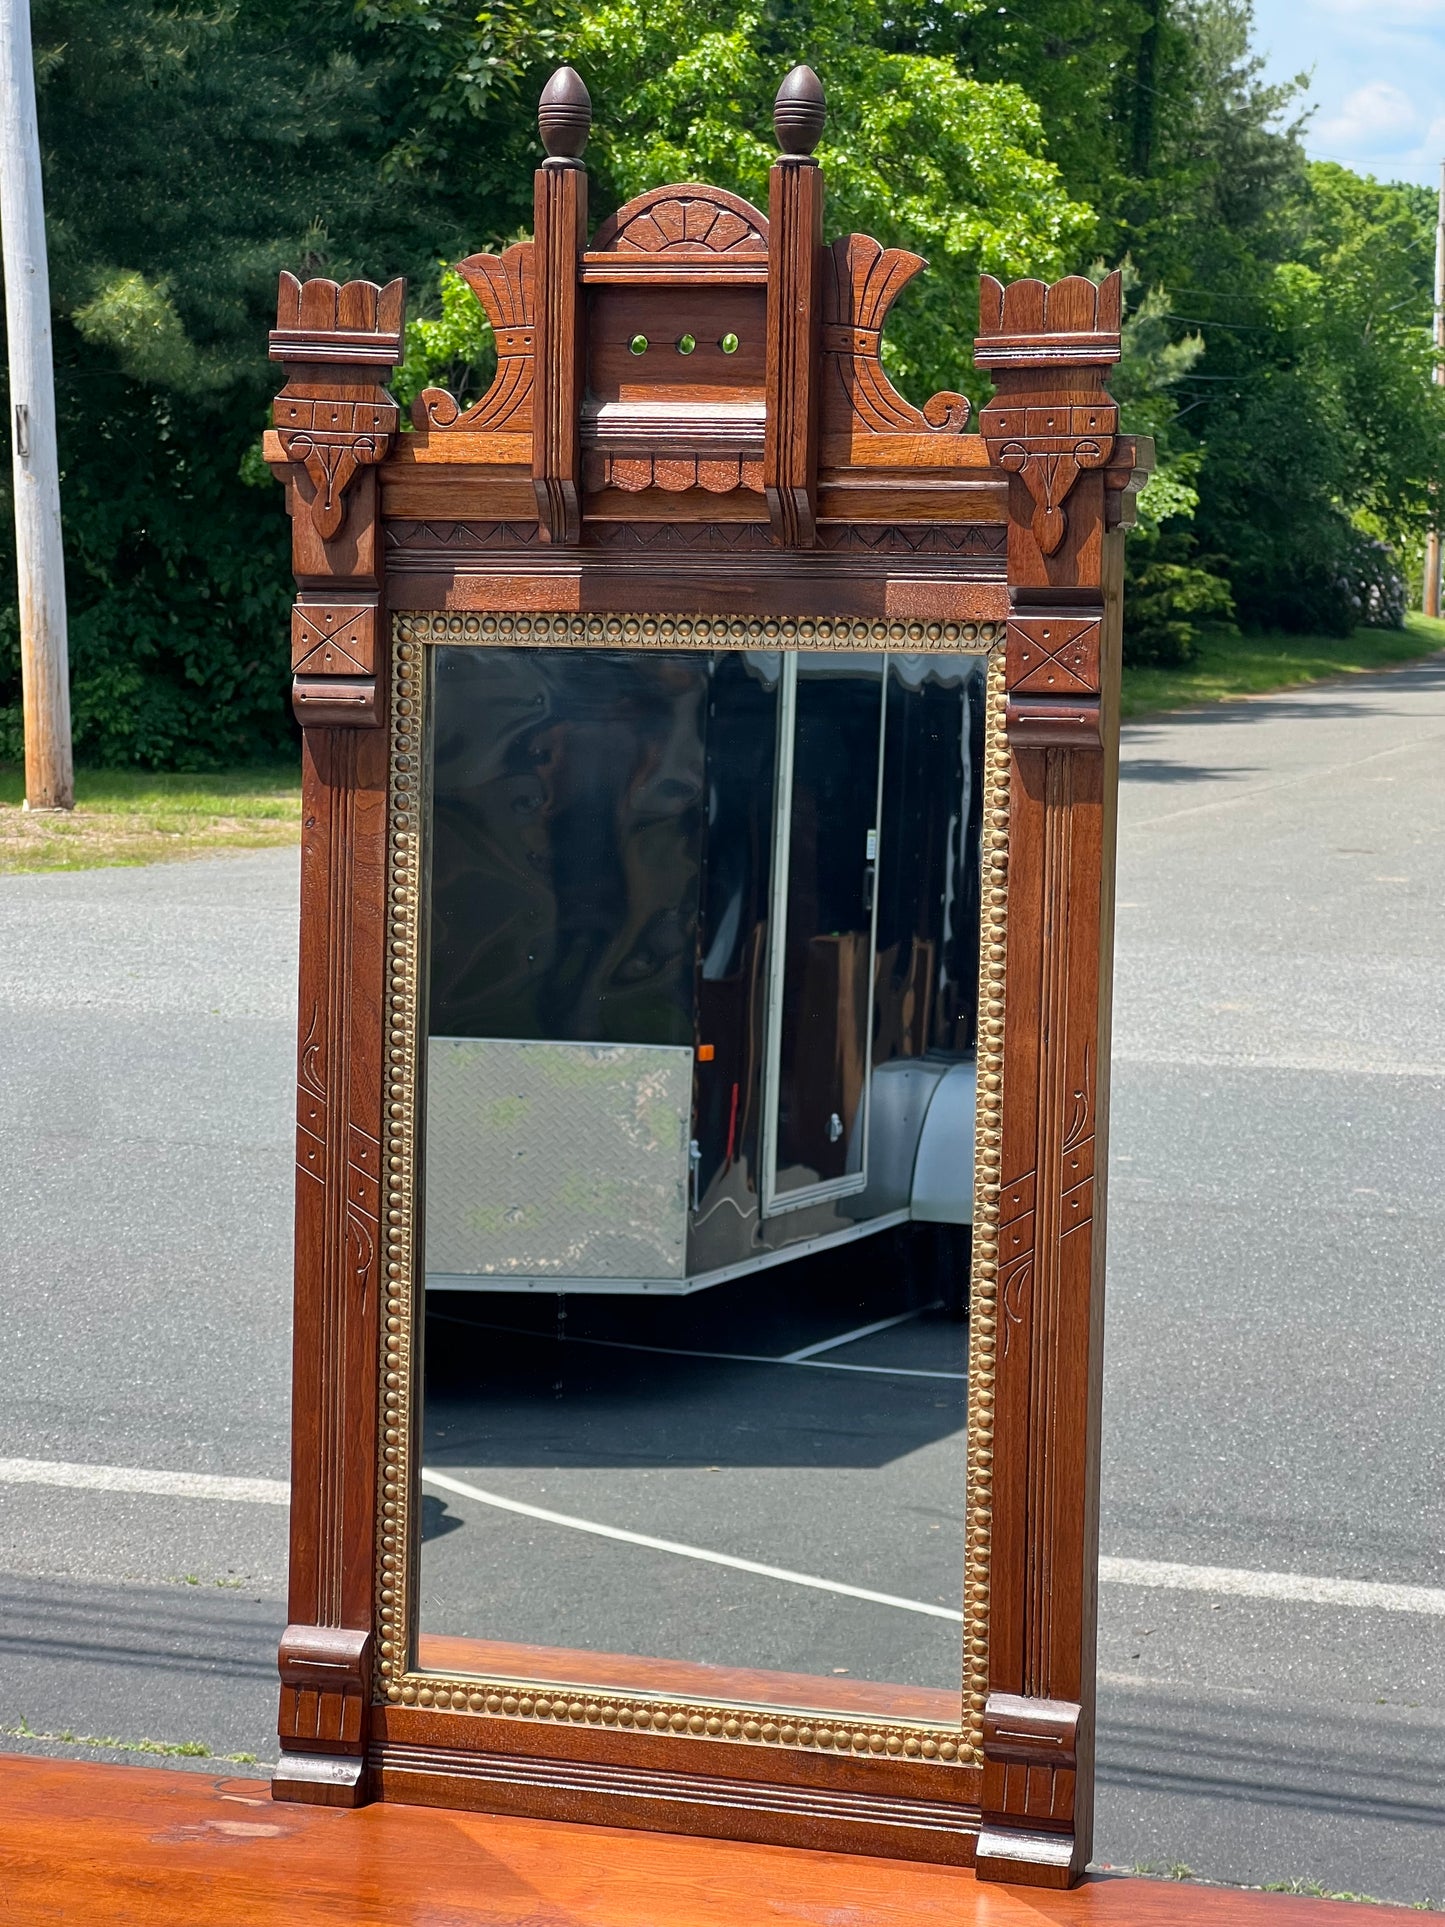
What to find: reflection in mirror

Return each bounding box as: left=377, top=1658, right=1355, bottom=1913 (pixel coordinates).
left=415, top=639, right=988, bottom=1722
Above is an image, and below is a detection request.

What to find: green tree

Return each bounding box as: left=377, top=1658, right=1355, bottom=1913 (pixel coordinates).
left=1187, top=164, right=1445, bottom=633
left=571, top=0, right=1091, bottom=405
left=0, top=0, right=542, bottom=767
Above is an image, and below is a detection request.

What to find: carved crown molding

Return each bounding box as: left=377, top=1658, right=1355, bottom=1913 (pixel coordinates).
left=975, top=272, right=1121, bottom=563
left=270, top=271, right=405, bottom=366
left=589, top=185, right=768, bottom=259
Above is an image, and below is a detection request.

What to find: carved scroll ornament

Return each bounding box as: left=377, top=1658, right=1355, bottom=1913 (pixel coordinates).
left=823, top=235, right=970, bottom=435
left=413, top=243, right=536, bottom=434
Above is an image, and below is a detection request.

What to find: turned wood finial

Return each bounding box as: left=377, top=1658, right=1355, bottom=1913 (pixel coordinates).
left=773, top=65, right=825, bottom=157
left=538, top=66, right=591, bottom=162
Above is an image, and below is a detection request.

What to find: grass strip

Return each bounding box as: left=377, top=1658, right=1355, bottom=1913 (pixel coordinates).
left=0, top=765, right=301, bottom=875
left=1121, top=612, right=1445, bottom=719
left=5, top=1717, right=257, bottom=1764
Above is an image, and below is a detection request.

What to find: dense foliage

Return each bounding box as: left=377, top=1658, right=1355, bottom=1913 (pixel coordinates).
left=0, top=0, right=1441, bottom=762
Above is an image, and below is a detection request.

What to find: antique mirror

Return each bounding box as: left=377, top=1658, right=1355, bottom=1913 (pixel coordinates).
left=265, top=64, right=1150, bottom=1892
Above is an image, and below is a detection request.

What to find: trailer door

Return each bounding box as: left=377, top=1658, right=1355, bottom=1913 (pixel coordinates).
left=761, top=650, right=886, bottom=1215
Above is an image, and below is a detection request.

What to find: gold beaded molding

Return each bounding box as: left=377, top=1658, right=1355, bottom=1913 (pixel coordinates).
left=962, top=647, right=1008, bottom=1763
left=376, top=614, right=1005, bottom=1770
left=396, top=610, right=1002, bottom=652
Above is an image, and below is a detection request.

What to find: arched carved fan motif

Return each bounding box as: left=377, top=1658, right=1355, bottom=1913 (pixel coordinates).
left=411, top=242, right=535, bottom=434
left=589, top=185, right=768, bottom=256
left=822, top=235, right=970, bottom=435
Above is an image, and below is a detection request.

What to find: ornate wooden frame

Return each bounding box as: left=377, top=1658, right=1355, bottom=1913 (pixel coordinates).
left=264, top=65, right=1151, bottom=1891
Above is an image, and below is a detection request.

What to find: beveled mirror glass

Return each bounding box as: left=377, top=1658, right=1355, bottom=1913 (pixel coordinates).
left=381, top=611, right=1006, bottom=1761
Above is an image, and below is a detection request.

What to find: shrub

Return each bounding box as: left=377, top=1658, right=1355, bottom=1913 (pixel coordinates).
left=1123, top=524, right=1236, bottom=667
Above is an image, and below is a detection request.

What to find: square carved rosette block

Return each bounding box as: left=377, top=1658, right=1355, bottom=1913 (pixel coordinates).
left=264, top=57, right=1152, bottom=1892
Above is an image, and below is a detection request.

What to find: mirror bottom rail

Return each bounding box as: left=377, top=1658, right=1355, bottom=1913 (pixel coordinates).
left=416, top=1634, right=963, bottom=1727
left=368, top=1712, right=983, bottom=1864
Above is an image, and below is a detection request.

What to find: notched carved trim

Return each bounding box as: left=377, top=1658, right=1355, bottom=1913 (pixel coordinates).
left=586, top=452, right=765, bottom=495
left=583, top=521, right=775, bottom=552
left=975, top=272, right=1121, bottom=365
left=385, top=519, right=544, bottom=551
left=818, top=525, right=1003, bottom=557
left=270, top=272, right=405, bottom=365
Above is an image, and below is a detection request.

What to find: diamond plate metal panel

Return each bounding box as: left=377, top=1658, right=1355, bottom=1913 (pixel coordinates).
left=424, top=1038, right=693, bottom=1281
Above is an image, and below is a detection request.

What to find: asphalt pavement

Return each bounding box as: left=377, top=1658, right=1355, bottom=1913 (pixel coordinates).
left=1, top=657, right=1442, bottom=1899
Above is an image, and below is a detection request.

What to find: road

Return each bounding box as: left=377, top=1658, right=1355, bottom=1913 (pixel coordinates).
left=2, top=657, right=1442, bottom=1900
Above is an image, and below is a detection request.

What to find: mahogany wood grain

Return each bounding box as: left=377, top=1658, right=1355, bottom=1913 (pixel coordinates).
left=0, top=1756, right=1416, bottom=1927
left=379, top=468, right=538, bottom=520
left=268, top=273, right=406, bottom=1804
left=763, top=153, right=824, bottom=545
left=587, top=287, right=768, bottom=401
left=382, top=560, right=1008, bottom=622
left=267, top=59, right=1155, bottom=1885
left=531, top=158, right=587, bottom=543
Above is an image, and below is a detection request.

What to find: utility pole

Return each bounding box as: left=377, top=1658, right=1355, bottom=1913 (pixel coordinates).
left=1425, top=159, right=1445, bottom=622
left=0, top=0, right=70, bottom=809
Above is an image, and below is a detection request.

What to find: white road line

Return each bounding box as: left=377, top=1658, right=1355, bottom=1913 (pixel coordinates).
left=0, top=1457, right=289, bottom=1505
left=428, top=1312, right=966, bottom=1383
left=420, top=1468, right=963, bottom=1621
left=780, top=1307, right=935, bottom=1363
left=1100, top=1557, right=1445, bottom=1615
left=4, top=1458, right=1442, bottom=1621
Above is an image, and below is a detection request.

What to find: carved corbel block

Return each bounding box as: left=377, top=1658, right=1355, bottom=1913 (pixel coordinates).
left=275, top=1623, right=374, bottom=1806
left=270, top=276, right=404, bottom=541
left=977, top=1694, right=1083, bottom=1886
left=270, top=274, right=404, bottom=729
left=273, top=395, right=398, bottom=541
left=976, top=274, right=1121, bottom=581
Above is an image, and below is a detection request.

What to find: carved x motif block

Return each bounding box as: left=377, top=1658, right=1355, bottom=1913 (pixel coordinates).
left=292, top=602, right=377, bottom=676
left=1006, top=615, right=1101, bottom=697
